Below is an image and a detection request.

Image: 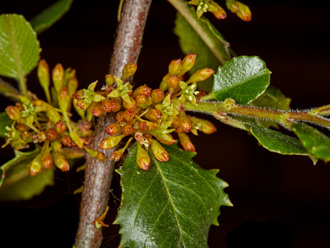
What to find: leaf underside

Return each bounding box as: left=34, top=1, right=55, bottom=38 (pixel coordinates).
left=115, top=144, right=232, bottom=248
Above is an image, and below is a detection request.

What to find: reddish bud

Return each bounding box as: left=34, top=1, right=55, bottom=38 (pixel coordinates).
left=110, top=148, right=125, bottom=162
left=188, top=68, right=215, bottom=83
left=168, top=59, right=182, bottom=76
left=73, top=89, right=83, bottom=99
left=178, top=133, right=195, bottom=152
left=180, top=114, right=192, bottom=133
left=116, top=111, right=125, bottom=122
left=61, top=135, right=73, bottom=147
left=145, top=108, right=162, bottom=122
left=110, top=99, right=121, bottom=112
left=29, top=157, right=42, bottom=176
left=135, top=94, right=148, bottom=109
left=136, top=143, right=150, bottom=170
left=167, top=75, right=180, bottom=89
left=154, top=133, right=176, bottom=145
left=55, top=120, right=66, bottom=134
left=123, top=97, right=136, bottom=110
left=123, top=109, right=135, bottom=123
left=51, top=140, right=62, bottom=152
left=132, top=85, right=152, bottom=98
left=5, top=105, right=21, bottom=121
left=46, top=128, right=57, bottom=141
left=53, top=152, right=70, bottom=172
left=151, top=89, right=164, bottom=104
left=236, top=1, right=252, bottom=22
left=151, top=139, right=169, bottom=162
left=99, top=134, right=125, bottom=150
left=41, top=152, right=53, bottom=170
left=208, top=2, right=227, bottom=19
left=106, top=122, right=122, bottom=136
left=122, top=123, right=134, bottom=136
left=91, top=102, right=104, bottom=117
left=122, top=63, right=137, bottom=79
left=52, top=63, right=64, bottom=93
left=180, top=54, right=196, bottom=75
left=101, top=99, right=112, bottom=112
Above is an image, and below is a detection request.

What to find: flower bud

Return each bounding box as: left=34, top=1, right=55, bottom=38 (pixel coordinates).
left=73, top=98, right=86, bottom=120
left=55, top=120, right=66, bottom=134
left=61, top=135, right=73, bottom=147
left=53, top=152, right=70, bottom=172
left=226, top=0, right=239, bottom=13
left=68, top=77, right=78, bottom=97
left=122, top=63, right=137, bottom=79
left=73, top=89, right=83, bottom=99
left=105, top=74, right=114, bottom=86
left=187, top=68, right=214, bottom=83
left=178, top=133, right=195, bottom=152
left=136, top=143, right=150, bottom=170
left=58, top=86, right=70, bottom=113
left=29, top=157, right=42, bottom=176
left=151, top=89, right=165, bottom=104
left=85, top=147, right=107, bottom=162
left=151, top=139, right=169, bottom=162
left=101, top=99, right=112, bottom=112
left=236, top=1, right=252, bottom=22
left=122, top=123, right=134, bottom=135
left=208, top=1, right=227, bottom=19
left=180, top=54, right=196, bottom=75
left=15, top=123, right=30, bottom=132
left=106, top=122, right=122, bottom=136
left=37, top=131, right=47, bottom=143
left=123, top=97, right=136, bottom=110
left=38, top=60, right=51, bottom=103
left=154, top=133, right=176, bottom=145
left=91, top=102, right=104, bottom=117
left=99, top=134, right=125, bottom=150
left=168, top=59, right=182, bottom=76
left=52, top=63, right=64, bottom=93
left=145, top=108, right=161, bottom=122
left=116, top=111, right=125, bottom=122
left=132, top=85, right=152, bottom=98
left=159, top=74, right=169, bottom=91
left=110, top=99, right=121, bottom=112
left=41, top=152, right=53, bottom=170
left=123, top=109, right=135, bottom=123
left=110, top=148, right=125, bottom=162
left=51, top=140, right=62, bottom=152
left=5, top=105, right=21, bottom=121
left=167, top=75, right=180, bottom=89
left=135, top=94, right=149, bottom=109
left=198, top=118, right=217, bottom=134
left=180, top=114, right=192, bottom=133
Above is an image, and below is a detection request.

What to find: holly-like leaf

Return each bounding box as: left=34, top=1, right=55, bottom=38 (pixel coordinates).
left=247, top=124, right=314, bottom=159
left=30, top=0, right=73, bottom=34
left=0, top=147, right=54, bottom=201
left=115, top=144, right=232, bottom=247
left=212, top=56, right=270, bottom=104
left=0, top=112, right=13, bottom=138
left=292, top=122, right=330, bottom=161
left=0, top=14, right=40, bottom=80
left=174, top=9, right=231, bottom=92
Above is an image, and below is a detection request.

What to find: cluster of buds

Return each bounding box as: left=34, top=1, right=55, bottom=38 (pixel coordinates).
left=3, top=60, right=89, bottom=176
left=188, top=0, right=251, bottom=22
left=76, top=54, right=217, bottom=171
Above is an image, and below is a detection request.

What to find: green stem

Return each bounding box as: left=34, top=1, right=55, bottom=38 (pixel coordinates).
left=183, top=100, right=330, bottom=129
left=167, top=0, right=229, bottom=64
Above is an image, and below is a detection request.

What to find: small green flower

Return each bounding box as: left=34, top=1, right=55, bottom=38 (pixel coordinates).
left=107, top=76, right=132, bottom=104
left=82, top=81, right=105, bottom=108
left=179, top=81, right=199, bottom=105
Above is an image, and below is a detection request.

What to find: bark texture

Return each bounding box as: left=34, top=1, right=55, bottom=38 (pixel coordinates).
left=75, top=1, right=152, bottom=247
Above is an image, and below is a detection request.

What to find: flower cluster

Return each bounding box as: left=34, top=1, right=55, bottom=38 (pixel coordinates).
left=74, top=54, right=217, bottom=170
left=4, top=61, right=89, bottom=176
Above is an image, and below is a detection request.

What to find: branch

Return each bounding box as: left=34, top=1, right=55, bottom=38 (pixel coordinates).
left=74, top=1, right=152, bottom=247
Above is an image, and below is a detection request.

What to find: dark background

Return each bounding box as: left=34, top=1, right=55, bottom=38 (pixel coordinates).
left=1, top=1, right=330, bottom=247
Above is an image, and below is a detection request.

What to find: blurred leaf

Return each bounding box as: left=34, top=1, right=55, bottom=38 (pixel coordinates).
left=115, top=144, right=232, bottom=247
left=0, top=147, right=54, bottom=201
left=292, top=122, right=330, bottom=161
left=0, top=112, right=13, bottom=138
left=30, top=0, right=73, bottom=34
left=212, top=56, right=270, bottom=104
left=174, top=9, right=231, bottom=92
left=0, top=14, right=40, bottom=80
left=0, top=78, right=20, bottom=99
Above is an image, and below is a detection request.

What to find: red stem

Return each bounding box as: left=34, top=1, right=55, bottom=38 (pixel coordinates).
left=74, top=1, right=152, bottom=247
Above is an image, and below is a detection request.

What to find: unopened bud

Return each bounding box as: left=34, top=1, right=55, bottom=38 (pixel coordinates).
left=29, top=157, right=42, bottom=176
left=55, top=120, right=66, bottom=134
left=51, top=140, right=62, bottom=152
left=105, top=74, right=114, bottom=86
left=52, top=63, right=64, bottom=93
left=180, top=114, right=192, bottom=133
left=41, top=152, right=53, bottom=170
left=145, top=108, right=162, bottom=122
left=58, top=86, right=70, bottom=113
left=151, top=139, right=169, bottom=162
left=136, top=143, right=150, bottom=170
left=208, top=1, right=227, bottom=19
left=226, top=0, right=239, bottom=13
left=15, top=123, right=30, bottom=132
left=5, top=105, right=21, bottom=121
left=73, top=89, right=83, bottom=100
left=116, top=111, right=125, bottom=122
left=123, top=109, right=135, bottom=123
left=91, top=102, right=104, bottom=117
left=135, top=94, right=149, bottom=109
left=53, top=152, right=70, bottom=172
left=178, top=133, right=195, bottom=152
left=187, top=68, right=215, bottom=83
left=168, top=75, right=180, bottom=89
left=180, top=54, right=196, bottom=75
left=159, top=74, right=169, bottom=91
left=85, top=147, right=107, bottom=162
left=110, top=148, right=125, bottom=162
left=99, top=134, right=125, bottom=150
left=154, top=133, right=176, bottom=145
left=169, top=59, right=182, bottom=76
left=151, top=89, right=164, bottom=104
left=106, top=122, right=122, bottom=136
left=68, top=77, right=79, bottom=97
left=198, top=118, right=217, bottom=134
left=236, top=1, right=252, bottom=22
left=132, top=85, right=152, bottom=98
left=61, top=135, right=73, bottom=147
left=122, top=63, right=137, bottom=79
left=37, top=131, right=47, bottom=143
left=73, top=98, right=86, bottom=120
left=122, top=123, right=134, bottom=135
left=38, top=60, right=51, bottom=103
left=101, top=99, right=112, bottom=112
left=123, top=97, right=136, bottom=110
left=107, top=99, right=121, bottom=113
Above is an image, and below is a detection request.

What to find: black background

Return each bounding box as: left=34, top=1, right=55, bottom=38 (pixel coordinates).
left=1, top=1, right=330, bottom=247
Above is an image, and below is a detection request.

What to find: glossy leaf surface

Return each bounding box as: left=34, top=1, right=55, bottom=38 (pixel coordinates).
left=30, top=0, right=73, bottom=33
left=115, top=144, right=232, bottom=247
left=212, top=56, right=270, bottom=104
left=0, top=14, right=40, bottom=80
left=0, top=112, right=13, bottom=138
left=292, top=122, right=330, bottom=161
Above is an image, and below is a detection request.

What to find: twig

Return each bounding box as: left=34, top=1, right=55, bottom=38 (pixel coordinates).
left=74, top=1, right=152, bottom=247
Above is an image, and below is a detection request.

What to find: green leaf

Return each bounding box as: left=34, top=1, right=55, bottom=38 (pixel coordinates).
left=115, top=144, right=232, bottom=247
left=212, top=56, right=271, bottom=105
left=0, top=14, right=40, bottom=80
left=30, top=0, right=73, bottom=34
left=0, top=78, right=20, bottom=99
left=174, top=10, right=231, bottom=92
left=0, top=147, right=54, bottom=201
left=0, top=112, right=13, bottom=138
left=292, top=122, right=330, bottom=161
left=248, top=124, right=310, bottom=156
